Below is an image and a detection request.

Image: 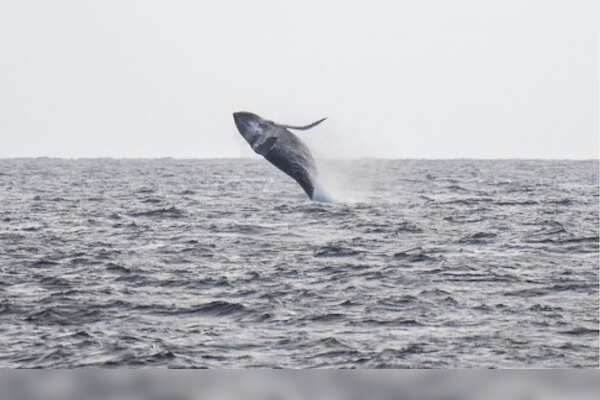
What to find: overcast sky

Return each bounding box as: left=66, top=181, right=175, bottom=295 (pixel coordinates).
left=0, top=0, right=598, bottom=158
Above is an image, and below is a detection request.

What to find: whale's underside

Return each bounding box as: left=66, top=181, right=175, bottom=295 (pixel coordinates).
left=264, top=129, right=317, bottom=198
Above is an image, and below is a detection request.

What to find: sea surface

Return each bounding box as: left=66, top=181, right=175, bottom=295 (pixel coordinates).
left=0, top=158, right=598, bottom=368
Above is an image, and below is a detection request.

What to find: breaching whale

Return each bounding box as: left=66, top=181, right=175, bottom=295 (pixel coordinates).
left=233, top=111, right=331, bottom=201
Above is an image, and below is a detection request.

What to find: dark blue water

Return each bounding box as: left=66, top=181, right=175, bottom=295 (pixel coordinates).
left=0, top=159, right=598, bottom=367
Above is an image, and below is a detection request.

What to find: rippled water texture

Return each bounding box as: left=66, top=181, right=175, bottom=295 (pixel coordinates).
left=0, top=159, right=598, bottom=367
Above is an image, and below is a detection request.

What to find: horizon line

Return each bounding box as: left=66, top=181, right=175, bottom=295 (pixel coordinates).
left=0, top=156, right=598, bottom=161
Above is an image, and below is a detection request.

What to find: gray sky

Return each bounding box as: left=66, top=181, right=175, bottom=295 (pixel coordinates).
left=1, top=0, right=598, bottom=158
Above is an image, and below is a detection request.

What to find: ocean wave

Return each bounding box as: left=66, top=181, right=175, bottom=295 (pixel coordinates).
left=458, top=232, right=497, bottom=244
left=314, top=244, right=364, bottom=257
left=559, top=327, right=599, bottom=336
left=128, top=206, right=185, bottom=218
left=175, top=301, right=248, bottom=317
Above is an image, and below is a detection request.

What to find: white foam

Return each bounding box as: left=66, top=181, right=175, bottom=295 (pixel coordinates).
left=312, top=185, right=335, bottom=203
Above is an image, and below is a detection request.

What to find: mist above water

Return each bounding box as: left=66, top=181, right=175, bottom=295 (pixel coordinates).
left=307, top=126, right=386, bottom=203
left=314, top=158, right=381, bottom=203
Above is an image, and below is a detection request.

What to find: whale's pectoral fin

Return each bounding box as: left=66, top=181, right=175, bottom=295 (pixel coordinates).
left=253, top=136, right=278, bottom=156
left=275, top=118, right=327, bottom=131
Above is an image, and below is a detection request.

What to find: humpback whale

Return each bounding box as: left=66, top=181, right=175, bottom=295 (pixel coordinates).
left=233, top=111, right=331, bottom=201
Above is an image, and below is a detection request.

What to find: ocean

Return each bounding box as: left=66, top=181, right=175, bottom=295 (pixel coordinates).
left=0, top=158, right=598, bottom=367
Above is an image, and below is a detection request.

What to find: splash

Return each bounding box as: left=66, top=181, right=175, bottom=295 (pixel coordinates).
left=314, top=158, right=379, bottom=203
left=301, top=119, right=382, bottom=203
left=312, top=184, right=335, bottom=203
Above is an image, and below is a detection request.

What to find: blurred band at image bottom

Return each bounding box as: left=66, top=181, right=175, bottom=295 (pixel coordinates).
left=0, top=370, right=599, bottom=400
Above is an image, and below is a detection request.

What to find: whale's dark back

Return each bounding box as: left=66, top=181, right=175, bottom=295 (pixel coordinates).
left=264, top=129, right=317, bottom=198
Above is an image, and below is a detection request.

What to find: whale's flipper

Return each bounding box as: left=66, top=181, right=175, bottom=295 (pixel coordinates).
left=275, top=118, right=327, bottom=131
left=233, top=112, right=328, bottom=201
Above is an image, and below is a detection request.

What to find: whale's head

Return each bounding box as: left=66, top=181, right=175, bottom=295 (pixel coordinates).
left=234, top=111, right=328, bottom=155
left=233, top=112, right=276, bottom=150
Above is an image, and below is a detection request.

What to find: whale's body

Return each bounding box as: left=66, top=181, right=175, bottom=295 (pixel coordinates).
left=233, top=112, right=330, bottom=201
